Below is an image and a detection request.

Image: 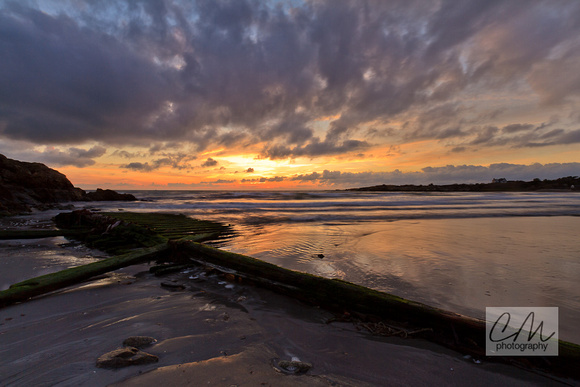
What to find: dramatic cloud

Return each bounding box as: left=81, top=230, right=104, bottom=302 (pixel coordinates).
left=0, top=143, right=106, bottom=167
left=121, top=162, right=156, bottom=172
left=201, top=157, right=218, bottom=168
left=1, top=0, right=579, bottom=162
left=119, top=152, right=196, bottom=171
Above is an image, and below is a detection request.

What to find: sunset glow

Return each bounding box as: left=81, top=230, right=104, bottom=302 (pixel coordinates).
left=1, top=1, right=579, bottom=190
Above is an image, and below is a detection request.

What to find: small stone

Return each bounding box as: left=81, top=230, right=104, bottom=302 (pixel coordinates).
left=96, top=347, right=158, bottom=368
left=278, top=360, right=312, bottom=374
left=160, top=282, right=185, bottom=290
left=123, top=336, right=157, bottom=348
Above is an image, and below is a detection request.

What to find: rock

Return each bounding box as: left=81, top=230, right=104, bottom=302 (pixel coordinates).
left=277, top=359, right=312, bottom=374
left=0, top=153, right=85, bottom=215
left=96, top=346, right=158, bottom=368
left=85, top=188, right=137, bottom=202
left=0, top=154, right=136, bottom=216
left=123, top=336, right=157, bottom=348
left=160, top=281, right=186, bottom=290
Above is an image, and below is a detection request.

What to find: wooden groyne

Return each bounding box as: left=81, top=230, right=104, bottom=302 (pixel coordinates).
left=0, top=211, right=233, bottom=307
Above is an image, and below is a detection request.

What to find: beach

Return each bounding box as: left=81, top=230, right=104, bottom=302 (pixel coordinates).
left=16, top=189, right=575, bottom=343
left=3, top=0, right=580, bottom=384
left=0, top=263, right=569, bottom=386
left=1, top=190, right=579, bottom=385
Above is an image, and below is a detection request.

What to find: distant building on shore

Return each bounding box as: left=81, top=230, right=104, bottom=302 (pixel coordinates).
left=492, top=178, right=507, bottom=183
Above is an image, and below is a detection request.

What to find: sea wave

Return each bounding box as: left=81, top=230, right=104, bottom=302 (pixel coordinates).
left=82, top=190, right=580, bottom=226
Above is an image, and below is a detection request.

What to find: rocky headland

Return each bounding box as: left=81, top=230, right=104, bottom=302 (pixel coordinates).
left=348, top=176, right=579, bottom=192
left=0, top=154, right=136, bottom=216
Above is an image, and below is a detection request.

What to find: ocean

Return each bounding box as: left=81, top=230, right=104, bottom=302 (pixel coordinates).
left=1, top=190, right=579, bottom=343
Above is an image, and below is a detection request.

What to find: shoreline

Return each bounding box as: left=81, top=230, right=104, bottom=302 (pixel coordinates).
left=1, top=209, right=579, bottom=384
left=0, top=263, right=571, bottom=386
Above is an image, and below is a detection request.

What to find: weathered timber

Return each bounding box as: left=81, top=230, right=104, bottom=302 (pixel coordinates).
left=0, top=211, right=231, bottom=307
left=176, top=240, right=580, bottom=379
left=100, top=212, right=232, bottom=241
left=53, top=210, right=232, bottom=255
left=0, top=243, right=170, bottom=308
left=177, top=241, right=485, bottom=344
left=54, top=210, right=169, bottom=255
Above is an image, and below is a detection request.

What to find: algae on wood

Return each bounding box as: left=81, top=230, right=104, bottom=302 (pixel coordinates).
left=53, top=210, right=232, bottom=255
left=0, top=243, right=170, bottom=308
left=0, top=211, right=232, bottom=307
left=100, top=212, right=231, bottom=241
left=54, top=210, right=168, bottom=255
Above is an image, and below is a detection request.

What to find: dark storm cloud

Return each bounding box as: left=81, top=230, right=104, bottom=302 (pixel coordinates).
left=1, top=0, right=580, bottom=157
left=0, top=4, right=172, bottom=144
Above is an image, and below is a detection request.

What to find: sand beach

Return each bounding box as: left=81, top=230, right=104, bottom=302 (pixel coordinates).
left=0, top=262, right=572, bottom=386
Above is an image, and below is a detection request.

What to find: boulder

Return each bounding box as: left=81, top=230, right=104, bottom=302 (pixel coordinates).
left=96, top=346, right=158, bottom=369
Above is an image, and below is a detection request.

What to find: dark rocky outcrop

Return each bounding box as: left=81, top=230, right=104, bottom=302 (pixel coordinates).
left=85, top=188, right=136, bottom=201
left=0, top=154, right=136, bottom=216
left=0, top=154, right=85, bottom=215
left=347, top=176, right=580, bottom=192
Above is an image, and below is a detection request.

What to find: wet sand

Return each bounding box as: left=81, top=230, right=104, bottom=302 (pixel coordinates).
left=224, top=217, right=580, bottom=344
left=0, top=264, right=571, bottom=386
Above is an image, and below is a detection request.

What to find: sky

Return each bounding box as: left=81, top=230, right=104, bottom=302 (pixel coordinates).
left=0, top=0, right=579, bottom=190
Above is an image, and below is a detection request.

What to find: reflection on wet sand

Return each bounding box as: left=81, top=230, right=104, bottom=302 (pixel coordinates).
left=223, top=216, right=580, bottom=343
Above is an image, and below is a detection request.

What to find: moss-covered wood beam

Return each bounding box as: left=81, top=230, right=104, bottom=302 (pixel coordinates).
left=0, top=243, right=170, bottom=308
